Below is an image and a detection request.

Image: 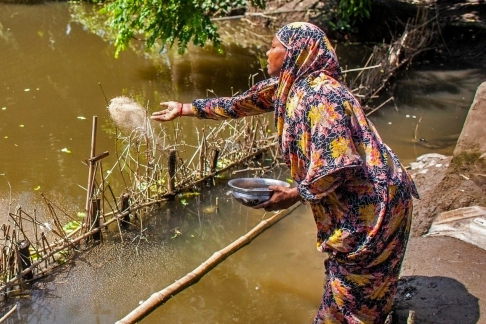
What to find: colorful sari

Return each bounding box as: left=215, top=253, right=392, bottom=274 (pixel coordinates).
left=192, top=22, right=418, bottom=324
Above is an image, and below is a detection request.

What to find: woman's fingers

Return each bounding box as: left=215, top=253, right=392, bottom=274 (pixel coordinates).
left=151, top=101, right=180, bottom=122
left=160, top=101, right=174, bottom=108
left=151, top=111, right=172, bottom=121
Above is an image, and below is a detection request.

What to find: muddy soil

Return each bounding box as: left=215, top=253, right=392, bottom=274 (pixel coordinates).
left=396, top=236, right=486, bottom=324
left=409, top=153, right=486, bottom=237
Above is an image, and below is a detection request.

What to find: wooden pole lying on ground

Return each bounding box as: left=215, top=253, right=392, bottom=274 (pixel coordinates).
left=116, top=203, right=301, bottom=324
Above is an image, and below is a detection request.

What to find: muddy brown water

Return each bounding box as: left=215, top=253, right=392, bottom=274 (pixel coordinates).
left=0, top=2, right=485, bottom=323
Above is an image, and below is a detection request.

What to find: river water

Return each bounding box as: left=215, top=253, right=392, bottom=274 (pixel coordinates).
left=0, top=2, right=485, bottom=323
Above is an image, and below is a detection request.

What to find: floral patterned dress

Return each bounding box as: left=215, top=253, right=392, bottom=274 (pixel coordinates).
left=192, top=22, right=418, bottom=324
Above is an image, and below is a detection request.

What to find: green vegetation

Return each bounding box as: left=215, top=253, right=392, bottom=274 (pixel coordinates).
left=98, top=0, right=266, bottom=57
left=75, top=0, right=374, bottom=56
left=331, top=0, right=372, bottom=31
left=451, top=150, right=486, bottom=171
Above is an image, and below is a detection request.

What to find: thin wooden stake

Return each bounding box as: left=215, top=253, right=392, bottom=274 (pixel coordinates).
left=167, top=149, right=177, bottom=193
left=85, top=116, right=98, bottom=228
left=90, top=199, right=101, bottom=241
left=120, top=193, right=131, bottom=230
left=210, top=149, right=220, bottom=174
left=199, top=130, right=207, bottom=178
left=17, top=240, right=33, bottom=281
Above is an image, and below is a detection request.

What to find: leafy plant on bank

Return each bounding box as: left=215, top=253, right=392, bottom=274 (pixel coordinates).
left=331, top=0, right=372, bottom=31
left=98, top=0, right=266, bottom=57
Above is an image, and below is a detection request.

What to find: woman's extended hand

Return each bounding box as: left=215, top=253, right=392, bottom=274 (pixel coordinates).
left=254, top=186, right=302, bottom=212
left=151, top=101, right=193, bottom=122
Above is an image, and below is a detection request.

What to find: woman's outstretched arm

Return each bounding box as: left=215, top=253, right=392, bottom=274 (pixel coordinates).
left=151, top=77, right=278, bottom=122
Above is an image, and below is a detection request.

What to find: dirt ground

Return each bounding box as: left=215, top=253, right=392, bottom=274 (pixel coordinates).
left=409, top=153, right=486, bottom=237
left=392, top=152, right=486, bottom=323
left=396, top=236, right=486, bottom=324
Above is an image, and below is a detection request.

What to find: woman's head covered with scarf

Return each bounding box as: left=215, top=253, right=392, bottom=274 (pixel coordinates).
left=276, top=22, right=341, bottom=82
left=273, top=22, right=343, bottom=133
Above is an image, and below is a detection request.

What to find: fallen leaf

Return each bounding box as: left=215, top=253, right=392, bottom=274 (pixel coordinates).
left=61, top=148, right=71, bottom=153
left=34, top=186, right=41, bottom=191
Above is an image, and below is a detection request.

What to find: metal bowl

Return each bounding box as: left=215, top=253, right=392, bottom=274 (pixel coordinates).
left=228, top=178, right=290, bottom=207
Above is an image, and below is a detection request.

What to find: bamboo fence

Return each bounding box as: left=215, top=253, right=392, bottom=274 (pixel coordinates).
left=0, top=111, right=281, bottom=302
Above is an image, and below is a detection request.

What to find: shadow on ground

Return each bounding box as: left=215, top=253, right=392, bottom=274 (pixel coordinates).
left=393, top=276, right=479, bottom=323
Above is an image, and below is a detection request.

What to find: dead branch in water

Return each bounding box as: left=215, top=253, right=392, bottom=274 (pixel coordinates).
left=347, top=6, right=437, bottom=109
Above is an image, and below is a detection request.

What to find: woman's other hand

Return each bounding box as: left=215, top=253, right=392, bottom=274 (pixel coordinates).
left=151, top=101, right=193, bottom=122
left=254, top=186, right=301, bottom=212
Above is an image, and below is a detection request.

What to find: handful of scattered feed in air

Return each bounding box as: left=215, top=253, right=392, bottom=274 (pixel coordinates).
left=107, top=96, right=151, bottom=136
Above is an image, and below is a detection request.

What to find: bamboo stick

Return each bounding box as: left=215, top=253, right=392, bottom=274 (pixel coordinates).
left=116, top=203, right=301, bottom=324
left=199, top=130, right=207, bottom=178
left=0, top=304, right=17, bottom=323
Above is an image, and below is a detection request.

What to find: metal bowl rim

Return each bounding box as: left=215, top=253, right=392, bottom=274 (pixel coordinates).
left=228, top=178, right=290, bottom=194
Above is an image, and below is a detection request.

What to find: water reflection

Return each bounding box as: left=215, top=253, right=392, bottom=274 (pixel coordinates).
left=369, top=69, right=486, bottom=165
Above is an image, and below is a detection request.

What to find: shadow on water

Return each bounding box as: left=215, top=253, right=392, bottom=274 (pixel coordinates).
left=393, top=276, right=480, bottom=324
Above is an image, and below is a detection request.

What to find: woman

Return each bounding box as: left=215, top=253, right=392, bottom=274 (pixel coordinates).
left=151, top=22, right=418, bottom=324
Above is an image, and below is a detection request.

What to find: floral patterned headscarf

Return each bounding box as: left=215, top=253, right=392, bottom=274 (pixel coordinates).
left=274, top=22, right=342, bottom=133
